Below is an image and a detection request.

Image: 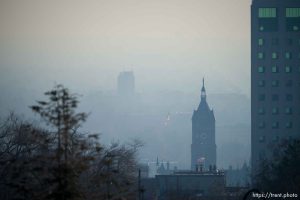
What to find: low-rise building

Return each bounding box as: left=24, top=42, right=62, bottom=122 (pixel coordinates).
left=155, top=170, right=225, bottom=200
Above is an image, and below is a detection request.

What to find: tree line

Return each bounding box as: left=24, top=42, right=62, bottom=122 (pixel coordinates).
left=0, top=85, right=142, bottom=200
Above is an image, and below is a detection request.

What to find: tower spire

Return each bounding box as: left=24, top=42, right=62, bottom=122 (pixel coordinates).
left=201, top=77, right=206, bottom=100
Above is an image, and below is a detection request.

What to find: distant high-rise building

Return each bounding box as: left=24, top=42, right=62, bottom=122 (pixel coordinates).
left=117, top=71, right=135, bottom=97
left=251, top=0, right=300, bottom=175
left=191, top=79, right=216, bottom=170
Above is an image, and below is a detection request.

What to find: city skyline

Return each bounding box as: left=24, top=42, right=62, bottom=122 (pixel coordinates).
left=1, top=0, right=299, bottom=199
left=0, top=0, right=253, bottom=171
left=0, top=0, right=251, bottom=96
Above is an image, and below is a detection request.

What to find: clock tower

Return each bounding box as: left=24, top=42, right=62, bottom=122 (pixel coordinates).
left=191, top=78, right=216, bottom=170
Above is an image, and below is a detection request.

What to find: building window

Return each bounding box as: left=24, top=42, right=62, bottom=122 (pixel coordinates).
left=258, top=108, right=265, bottom=115
left=259, top=150, right=266, bottom=160
left=287, top=38, right=293, bottom=45
left=259, top=122, right=265, bottom=129
left=272, top=107, right=279, bottom=115
left=272, top=38, right=279, bottom=45
left=272, top=80, right=279, bottom=87
left=259, top=136, right=265, bottom=143
left=286, top=8, right=300, bottom=17
left=259, top=8, right=277, bottom=18
left=258, top=38, right=264, bottom=46
left=272, top=136, right=279, bottom=142
left=285, top=66, right=292, bottom=73
left=258, top=52, right=264, bottom=59
left=258, top=80, right=265, bottom=87
left=286, top=8, right=300, bottom=31
left=286, top=122, right=293, bottom=128
left=259, top=26, right=264, bottom=31
left=285, top=107, right=292, bottom=115
left=272, top=94, right=279, bottom=101
left=286, top=94, right=293, bottom=101
left=286, top=80, right=293, bottom=87
left=258, top=66, right=265, bottom=73
left=272, top=122, right=279, bottom=129
left=285, top=52, right=292, bottom=59
left=272, top=66, right=278, bottom=73
left=258, top=94, right=265, bottom=101
left=272, top=52, right=278, bottom=59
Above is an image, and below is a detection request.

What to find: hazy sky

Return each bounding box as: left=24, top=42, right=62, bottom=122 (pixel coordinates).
left=0, top=0, right=251, bottom=95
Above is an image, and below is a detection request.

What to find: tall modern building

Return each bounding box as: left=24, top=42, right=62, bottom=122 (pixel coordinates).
left=191, top=79, right=216, bottom=170
left=251, top=0, right=300, bottom=175
left=117, top=71, right=135, bottom=97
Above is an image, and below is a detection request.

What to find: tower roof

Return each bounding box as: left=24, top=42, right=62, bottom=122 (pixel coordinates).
left=201, top=78, right=205, bottom=92
left=194, top=78, right=214, bottom=118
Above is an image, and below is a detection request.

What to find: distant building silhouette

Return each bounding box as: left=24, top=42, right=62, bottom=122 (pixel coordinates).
left=251, top=0, right=300, bottom=177
left=155, top=170, right=225, bottom=199
left=156, top=160, right=173, bottom=175
left=191, top=79, right=216, bottom=170
left=117, top=71, right=135, bottom=97
left=141, top=169, right=248, bottom=200
left=157, top=162, right=167, bottom=175
left=225, top=162, right=250, bottom=187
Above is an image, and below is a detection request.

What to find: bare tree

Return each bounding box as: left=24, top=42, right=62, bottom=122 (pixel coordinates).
left=0, top=113, right=53, bottom=200
left=254, top=139, right=300, bottom=193
left=0, top=85, right=143, bottom=200
left=82, top=140, right=143, bottom=200
left=30, top=84, right=91, bottom=200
